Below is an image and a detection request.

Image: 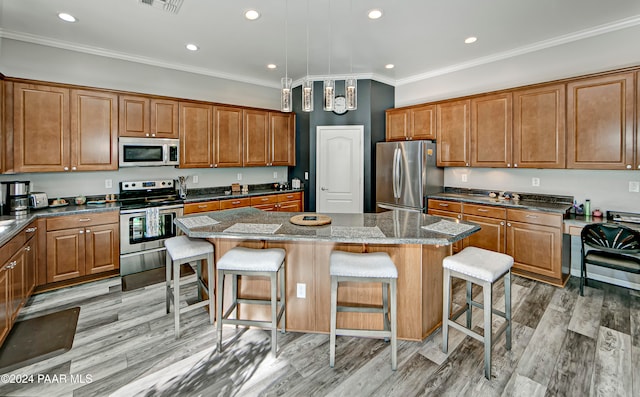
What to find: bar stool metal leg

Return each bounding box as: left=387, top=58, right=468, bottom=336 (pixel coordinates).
left=483, top=279, right=492, bottom=379
left=505, top=270, right=512, bottom=350
left=442, top=268, right=451, bottom=354
left=216, top=270, right=224, bottom=353
left=466, top=281, right=473, bottom=329
left=329, top=276, right=338, bottom=368
left=174, top=255, right=181, bottom=337
left=390, top=278, right=397, bottom=370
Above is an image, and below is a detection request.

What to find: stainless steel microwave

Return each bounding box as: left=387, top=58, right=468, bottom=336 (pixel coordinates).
left=119, top=137, right=179, bottom=167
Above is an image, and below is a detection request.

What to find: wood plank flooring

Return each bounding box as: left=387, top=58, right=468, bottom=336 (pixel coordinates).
left=1, top=273, right=638, bottom=396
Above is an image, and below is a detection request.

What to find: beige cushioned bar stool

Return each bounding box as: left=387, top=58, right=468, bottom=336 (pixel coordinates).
left=216, top=246, right=286, bottom=356
left=329, top=250, right=398, bottom=370
left=442, top=246, right=513, bottom=379
left=165, top=235, right=215, bottom=338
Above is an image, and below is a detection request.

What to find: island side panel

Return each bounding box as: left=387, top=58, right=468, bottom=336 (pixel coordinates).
left=422, top=243, right=451, bottom=339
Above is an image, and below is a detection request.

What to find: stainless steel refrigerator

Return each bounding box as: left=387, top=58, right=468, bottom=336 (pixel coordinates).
left=376, top=140, right=443, bottom=212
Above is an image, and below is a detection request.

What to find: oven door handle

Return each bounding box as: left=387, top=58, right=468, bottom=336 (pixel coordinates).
left=120, top=247, right=167, bottom=259
left=120, top=204, right=184, bottom=214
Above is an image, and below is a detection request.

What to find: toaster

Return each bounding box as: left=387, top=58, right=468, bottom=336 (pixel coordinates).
left=29, top=192, right=49, bottom=209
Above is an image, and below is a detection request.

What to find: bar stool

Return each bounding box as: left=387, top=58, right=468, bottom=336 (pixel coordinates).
left=441, top=246, right=513, bottom=379
left=165, top=235, right=215, bottom=338
left=216, top=246, right=286, bottom=356
left=329, top=250, right=398, bottom=370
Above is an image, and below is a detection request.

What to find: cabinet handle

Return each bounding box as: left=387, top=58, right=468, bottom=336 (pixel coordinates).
left=8, top=261, right=17, bottom=269
left=79, top=218, right=91, bottom=222
left=25, top=246, right=31, bottom=252
left=25, top=227, right=37, bottom=233
left=210, top=164, right=214, bottom=168
left=507, top=163, right=511, bottom=168
left=500, top=221, right=505, bottom=226
left=638, top=165, right=640, bottom=169
left=465, top=163, right=469, bottom=167
left=514, top=164, right=518, bottom=168
left=214, top=164, right=218, bottom=168
left=72, top=166, right=77, bottom=171
left=79, top=230, right=84, bottom=234
left=507, top=223, right=511, bottom=227
left=145, top=133, right=150, bottom=137
left=198, top=205, right=208, bottom=209
left=64, top=166, right=69, bottom=171
left=525, top=215, right=538, bottom=219
left=151, top=134, right=156, bottom=137
left=232, top=201, right=240, bottom=205
left=86, top=229, right=91, bottom=233
left=261, top=198, right=269, bottom=201
left=476, top=209, right=489, bottom=213
left=626, top=165, right=632, bottom=169
left=438, top=203, right=449, bottom=207
left=286, top=195, right=293, bottom=199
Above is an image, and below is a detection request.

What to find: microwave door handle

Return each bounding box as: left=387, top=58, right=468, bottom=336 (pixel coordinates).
left=163, top=144, right=168, bottom=164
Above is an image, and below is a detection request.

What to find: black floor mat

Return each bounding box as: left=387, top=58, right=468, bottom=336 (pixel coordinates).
left=0, top=307, right=80, bottom=373
left=121, top=265, right=195, bottom=292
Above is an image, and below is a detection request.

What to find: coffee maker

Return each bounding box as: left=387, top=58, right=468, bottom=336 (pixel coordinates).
left=1, top=181, right=31, bottom=216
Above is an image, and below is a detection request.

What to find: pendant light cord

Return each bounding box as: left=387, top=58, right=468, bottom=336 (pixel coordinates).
left=306, top=0, right=309, bottom=77
left=285, top=0, right=288, bottom=81
left=328, top=0, right=331, bottom=76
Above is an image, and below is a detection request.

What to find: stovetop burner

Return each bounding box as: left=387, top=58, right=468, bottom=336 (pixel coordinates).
left=118, top=179, right=183, bottom=211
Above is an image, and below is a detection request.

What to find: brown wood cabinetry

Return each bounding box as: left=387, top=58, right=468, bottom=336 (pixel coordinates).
left=214, top=106, right=243, bottom=167
left=0, top=265, right=8, bottom=344
left=184, top=200, right=221, bottom=214
left=219, top=197, right=251, bottom=210
left=470, top=93, right=512, bottom=168
left=12, top=83, right=117, bottom=172
left=179, top=102, right=214, bottom=168
left=277, top=192, right=303, bottom=212
left=462, top=204, right=507, bottom=253
left=46, top=212, right=119, bottom=283
left=513, top=84, right=566, bottom=168
left=567, top=72, right=635, bottom=170
left=386, top=105, right=436, bottom=141
left=119, top=95, right=179, bottom=138
left=243, top=110, right=295, bottom=167
left=436, top=99, right=470, bottom=167
left=427, top=199, right=463, bottom=253
left=270, top=112, right=295, bottom=166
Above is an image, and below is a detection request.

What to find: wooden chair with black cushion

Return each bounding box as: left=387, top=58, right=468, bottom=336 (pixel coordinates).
left=580, top=223, right=640, bottom=296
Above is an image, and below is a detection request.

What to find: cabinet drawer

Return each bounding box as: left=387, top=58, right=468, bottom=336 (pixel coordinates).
left=250, top=195, right=278, bottom=205
left=277, top=192, right=301, bottom=202
left=219, top=197, right=250, bottom=210
left=427, top=200, right=462, bottom=213
left=463, top=204, right=506, bottom=219
left=507, top=209, right=562, bottom=228
left=184, top=201, right=220, bottom=214
left=427, top=209, right=462, bottom=220
left=46, top=211, right=119, bottom=231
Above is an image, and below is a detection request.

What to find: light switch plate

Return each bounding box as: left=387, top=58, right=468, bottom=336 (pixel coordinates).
left=532, top=177, right=540, bottom=187
left=273, top=172, right=278, bottom=179
left=461, top=174, right=468, bottom=182
left=296, top=283, right=306, bottom=299
left=629, top=181, right=640, bottom=193
left=237, top=173, right=242, bottom=181
left=105, top=179, right=112, bottom=189
left=193, top=175, right=199, bottom=184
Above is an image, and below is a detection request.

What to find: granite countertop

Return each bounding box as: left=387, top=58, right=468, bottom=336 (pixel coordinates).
left=429, top=188, right=573, bottom=214
left=176, top=207, right=480, bottom=245
left=183, top=188, right=303, bottom=203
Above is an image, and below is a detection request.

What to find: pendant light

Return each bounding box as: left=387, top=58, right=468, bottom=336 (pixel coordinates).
left=345, top=0, right=357, bottom=110
left=323, top=0, right=335, bottom=111
left=302, top=0, right=313, bottom=112
left=281, top=0, right=292, bottom=112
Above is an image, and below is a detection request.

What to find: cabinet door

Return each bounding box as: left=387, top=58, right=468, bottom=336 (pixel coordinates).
left=219, top=198, right=251, bottom=209
left=214, top=106, right=243, bottom=167
left=253, top=203, right=278, bottom=211
left=471, top=93, right=512, bottom=167
left=243, top=109, right=270, bottom=166
left=13, top=83, right=70, bottom=172
left=513, top=84, right=566, bottom=168
left=411, top=105, right=436, bottom=140
left=71, top=89, right=118, bottom=171
left=462, top=214, right=506, bottom=253
left=436, top=99, right=470, bottom=167
left=0, top=267, right=8, bottom=344
left=270, top=112, right=295, bottom=166
left=386, top=109, right=408, bottom=141
left=24, top=239, right=36, bottom=298
left=427, top=208, right=462, bottom=253
left=8, top=250, right=24, bottom=321
left=151, top=98, right=179, bottom=138
left=506, top=221, right=562, bottom=279
left=46, top=228, right=85, bottom=283
left=85, top=223, right=119, bottom=275
left=179, top=102, right=214, bottom=168
left=184, top=201, right=220, bottom=214
left=119, top=95, right=150, bottom=137
left=567, top=72, right=635, bottom=169
left=278, top=200, right=302, bottom=212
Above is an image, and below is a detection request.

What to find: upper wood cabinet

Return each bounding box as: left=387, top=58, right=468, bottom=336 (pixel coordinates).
left=214, top=106, right=243, bottom=167
left=470, top=93, right=512, bottom=168
left=436, top=99, right=470, bottom=167
left=12, top=83, right=117, bottom=173
left=119, top=95, right=179, bottom=138
left=386, top=105, right=436, bottom=141
left=566, top=72, right=635, bottom=170
left=513, top=84, right=566, bottom=168
left=243, top=110, right=294, bottom=167
left=179, top=101, right=214, bottom=168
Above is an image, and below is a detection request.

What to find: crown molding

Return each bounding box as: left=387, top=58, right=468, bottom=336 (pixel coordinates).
left=396, top=14, right=640, bottom=87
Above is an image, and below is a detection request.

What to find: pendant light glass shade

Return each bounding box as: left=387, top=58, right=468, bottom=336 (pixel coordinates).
left=345, top=78, right=357, bottom=110
left=281, top=77, right=292, bottom=112
left=302, top=79, right=314, bottom=112
left=323, top=79, right=335, bottom=111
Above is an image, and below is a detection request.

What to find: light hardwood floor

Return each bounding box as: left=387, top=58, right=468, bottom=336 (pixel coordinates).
left=1, top=272, right=638, bottom=397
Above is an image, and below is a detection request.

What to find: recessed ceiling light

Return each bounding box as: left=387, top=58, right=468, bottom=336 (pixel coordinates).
left=464, top=36, right=477, bottom=44
left=385, top=64, right=395, bottom=69
left=267, top=64, right=277, bottom=69
left=186, top=44, right=199, bottom=51
left=245, top=9, right=260, bottom=20
left=57, top=12, right=77, bottom=22
left=368, top=9, right=383, bottom=19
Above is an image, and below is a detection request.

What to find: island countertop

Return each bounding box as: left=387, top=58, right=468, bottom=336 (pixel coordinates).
left=175, top=207, right=479, bottom=245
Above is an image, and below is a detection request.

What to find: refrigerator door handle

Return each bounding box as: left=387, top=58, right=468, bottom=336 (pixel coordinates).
left=392, top=147, right=400, bottom=199
left=396, top=147, right=403, bottom=197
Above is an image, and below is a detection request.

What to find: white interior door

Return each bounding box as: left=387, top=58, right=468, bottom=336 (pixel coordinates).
left=316, top=125, right=364, bottom=213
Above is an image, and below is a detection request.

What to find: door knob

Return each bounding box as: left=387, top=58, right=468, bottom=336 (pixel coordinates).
left=321, top=187, right=328, bottom=191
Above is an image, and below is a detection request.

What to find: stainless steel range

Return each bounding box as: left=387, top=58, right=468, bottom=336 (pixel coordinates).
left=119, top=179, right=184, bottom=276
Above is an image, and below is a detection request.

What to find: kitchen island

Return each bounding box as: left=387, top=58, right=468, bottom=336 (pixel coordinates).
left=176, top=208, right=479, bottom=341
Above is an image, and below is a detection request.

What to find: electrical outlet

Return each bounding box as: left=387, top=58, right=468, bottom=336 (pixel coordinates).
left=296, top=283, right=306, bottom=299
left=192, top=175, right=199, bottom=184
left=237, top=173, right=242, bottom=181
left=629, top=181, right=640, bottom=193
left=273, top=171, right=278, bottom=179
left=104, top=179, right=112, bottom=189
left=304, top=172, right=309, bottom=180
left=532, top=177, right=540, bottom=187
left=461, top=174, right=468, bottom=183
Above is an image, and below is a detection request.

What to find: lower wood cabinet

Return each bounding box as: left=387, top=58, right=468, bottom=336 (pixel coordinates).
left=184, top=200, right=221, bottom=214
left=185, top=192, right=304, bottom=214
left=46, top=212, right=119, bottom=283
left=462, top=203, right=507, bottom=253
left=427, top=200, right=463, bottom=253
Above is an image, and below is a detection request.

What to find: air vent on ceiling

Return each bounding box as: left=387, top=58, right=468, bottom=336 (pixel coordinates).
left=138, top=0, right=183, bottom=14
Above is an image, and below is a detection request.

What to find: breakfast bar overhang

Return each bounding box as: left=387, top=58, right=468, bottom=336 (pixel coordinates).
left=176, top=208, right=479, bottom=341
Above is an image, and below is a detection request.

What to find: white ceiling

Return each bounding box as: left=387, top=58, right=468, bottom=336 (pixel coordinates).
left=2, top=0, right=640, bottom=89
